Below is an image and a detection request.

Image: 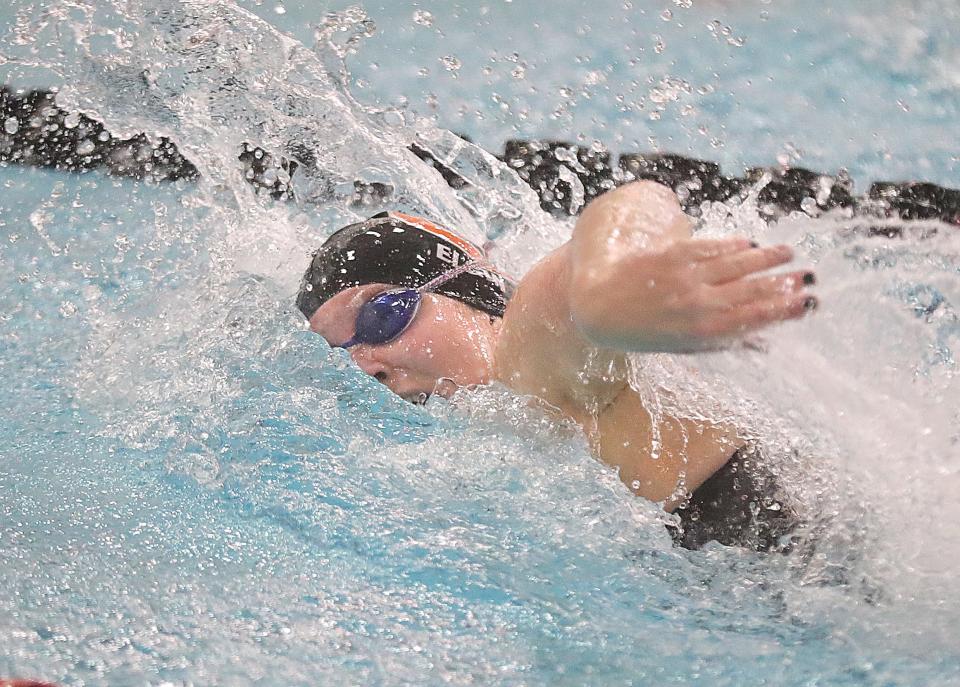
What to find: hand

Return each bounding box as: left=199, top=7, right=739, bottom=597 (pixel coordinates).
left=570, top=236, right=816, bottom=353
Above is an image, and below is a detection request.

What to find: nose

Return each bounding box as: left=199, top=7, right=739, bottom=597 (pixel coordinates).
left=349, top=346, right=390, bottom=384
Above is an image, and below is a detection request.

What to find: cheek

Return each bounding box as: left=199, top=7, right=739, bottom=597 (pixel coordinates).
left=400, top=332, right=460, bottom=372
left=398, top=316, right=470, bottom=372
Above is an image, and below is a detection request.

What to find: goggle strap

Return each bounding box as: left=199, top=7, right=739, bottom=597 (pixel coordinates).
left=417, top=258, right=497, bottom=294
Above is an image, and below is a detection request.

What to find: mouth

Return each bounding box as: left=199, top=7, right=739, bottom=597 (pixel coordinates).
left=402, top=392, right=431, bottom=405
left=399, top=378, right=458, bottom=405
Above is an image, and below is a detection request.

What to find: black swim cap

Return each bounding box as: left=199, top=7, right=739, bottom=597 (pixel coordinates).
left=297, top=211, right=514, bottom=320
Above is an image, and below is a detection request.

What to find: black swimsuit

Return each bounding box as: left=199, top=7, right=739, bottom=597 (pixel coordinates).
left=669, top=444, right=799, bottom=553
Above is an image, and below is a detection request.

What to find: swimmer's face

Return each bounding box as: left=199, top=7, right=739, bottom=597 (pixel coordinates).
left=309, top=284, right=501, bottom=402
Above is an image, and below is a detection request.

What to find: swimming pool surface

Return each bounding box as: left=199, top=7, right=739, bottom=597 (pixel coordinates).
left=1, top=1, right=958, bottom=685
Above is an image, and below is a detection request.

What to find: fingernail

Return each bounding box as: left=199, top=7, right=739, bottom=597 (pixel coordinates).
left=803, top=272, right=816, bottom=286
left=804, top=296, right=818, bottom=311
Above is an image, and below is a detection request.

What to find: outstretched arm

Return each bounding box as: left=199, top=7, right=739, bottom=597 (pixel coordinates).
left=568, top=180, right=814, bottom=353
left=494, top=180, right=815, bottom=421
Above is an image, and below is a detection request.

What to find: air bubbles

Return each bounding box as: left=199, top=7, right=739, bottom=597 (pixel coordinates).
left=706, top=20, right=746, bottom=47
left=4, top=117, right=19, bottom=134
left=673, top=0, right=693, bottom=7
left=63, top=112, right=80, bottom=129
left=273, top=4, right=286, bottom=15
left=660, top=9, right=673, bottom=21
left=439, top=55, right=462, bottom=73
left=412, top=10, right=434, bottom=27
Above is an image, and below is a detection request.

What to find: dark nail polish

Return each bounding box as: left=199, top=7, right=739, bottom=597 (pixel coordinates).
left=803, top=272, right=816, bottom=286
left=749, top=241, right=760, bottom=248
left=804, top=296, right=818, bottom=311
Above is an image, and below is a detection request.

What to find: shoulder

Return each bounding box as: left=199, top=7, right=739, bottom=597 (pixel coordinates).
left=493, top=243, right=628, bottom=421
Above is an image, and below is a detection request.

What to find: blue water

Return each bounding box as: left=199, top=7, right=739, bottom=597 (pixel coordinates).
left=1, top=1, right=959, bottom=685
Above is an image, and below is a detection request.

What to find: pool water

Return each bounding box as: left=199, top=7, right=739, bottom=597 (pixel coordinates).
left=1, top=1, right=958, bottom=685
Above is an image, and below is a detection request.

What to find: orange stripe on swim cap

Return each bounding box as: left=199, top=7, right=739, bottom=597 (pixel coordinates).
left=389, top=211, right=485, bottom=259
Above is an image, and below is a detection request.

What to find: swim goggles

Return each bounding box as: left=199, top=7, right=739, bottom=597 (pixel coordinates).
left=338, top=259, right=496, bottom=348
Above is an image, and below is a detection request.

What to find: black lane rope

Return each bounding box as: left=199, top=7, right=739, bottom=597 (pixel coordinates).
left=2, top=87, right=958, bottom=234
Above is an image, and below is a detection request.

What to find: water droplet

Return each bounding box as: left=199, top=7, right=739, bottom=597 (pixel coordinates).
left=897, top=99, right=911, bottom=112
left=63, top=112, right=80, bottom=129
left=77, top=140, right=96, bottom=156
left=440, top=55, right=461, bottom=72
left=412, top=9, right=433, bottom=26
left=660, top=9, right=673, bottom=21
left=4, top=117, right=19, bottom=134
left=673, top=0, right=692, bottom=6
left=59, top=301, right=78, bottom=318
left=800, top=197, right=820, bottom=216
left=273, top=4, right=286, bottom=15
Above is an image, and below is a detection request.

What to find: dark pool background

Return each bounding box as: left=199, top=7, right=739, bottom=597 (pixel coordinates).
left=1, top=1, right=958, bottom=685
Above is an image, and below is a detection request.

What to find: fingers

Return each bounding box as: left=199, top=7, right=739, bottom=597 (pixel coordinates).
left=696, top=291, right=817, bottom=338
left=713, top=269, right=815, bottom=306
left=683, top=236, right=756, bottom=260
left=697, top=244, right=794, bottom=284
left=730, top=292, right=817, bottom=333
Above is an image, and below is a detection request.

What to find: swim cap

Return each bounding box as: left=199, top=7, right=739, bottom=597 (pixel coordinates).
left=297, top=211, right=514, bottom=320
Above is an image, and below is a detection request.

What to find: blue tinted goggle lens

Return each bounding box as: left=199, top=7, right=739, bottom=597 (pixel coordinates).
left=341, top=288, right=421, bottom=348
